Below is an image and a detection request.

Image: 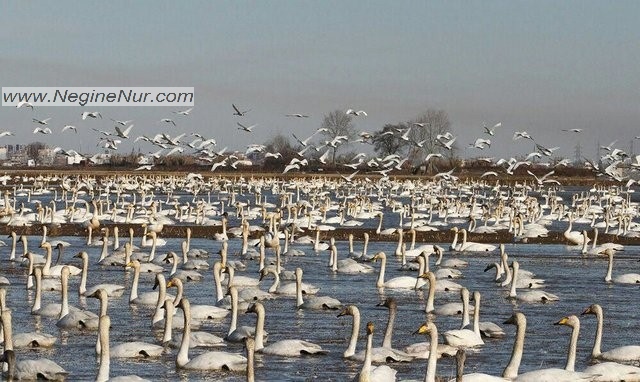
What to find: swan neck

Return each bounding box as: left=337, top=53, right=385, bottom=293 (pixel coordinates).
left=425, top=276, right=435, bottom=313
left=509, top=265, right=518, bottom=297
left=176, top=301, right=191, bottom=367
left=461, top=292, right=470, bottom=328
left=376, top=255, right=386, bottom=288
left=360, top=332, right=373, bottom=382
left=296, top=272, right=304, bottom=307
left=162, top=302, right=174, bottom=344
left=565, top=321, right=579, bottom=371
left=32, top=269, right=42, bottom=313
left=228, top=289, right=238, bottom=335
left=345, top=309, right=360, bottom=357
left=59, top=271, right=69, bottom=319
left=592, top=310, right=603, bottom=357
left=97, top=318, right=110, bottom=382
left=254, top=307, right=265, bottom=351
left=605, top=253, right=613, bottom=282
left=130, top=265, right=140, bottom=302
left=502, top=316, right=526, bottom=379
left=425, top=326, right=438, bottom=382
left=382, top=305, right=396, bottom=348
left=472, top=295, right=480, bottom=337
left=1, top=310, right=13, bottom=351
left=79, top=255, right=88, bottom=295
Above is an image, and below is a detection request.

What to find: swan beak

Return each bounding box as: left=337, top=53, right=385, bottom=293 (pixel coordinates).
left=503, top=315, right=517, bottom=325
left=581, top=306, right=593, bottom=315
left=413, top=323, right=429, bottom=335
left=166, top=279, right=176, bottom=288
left=554, top=317, right=569, bottom=326
left=73, top=252, right=82, bottom=259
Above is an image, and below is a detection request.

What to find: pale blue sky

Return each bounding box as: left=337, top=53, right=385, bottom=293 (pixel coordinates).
left=1, top=1, right=638, bottom=160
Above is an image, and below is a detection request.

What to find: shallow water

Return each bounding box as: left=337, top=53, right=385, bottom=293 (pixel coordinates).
left=2, top=230, right=640, bottom=381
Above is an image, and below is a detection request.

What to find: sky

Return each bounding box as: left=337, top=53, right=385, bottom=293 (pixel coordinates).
left=1, top=0, right=639, bottom=161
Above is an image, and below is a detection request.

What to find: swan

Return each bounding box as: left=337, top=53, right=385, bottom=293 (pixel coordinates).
left=1, top=308, right=56, bottom=349
left=247, top=302, right=327, bottom=356
left=581, top=303, right=640, bottom=362
left=180, top=241, right=209, bottom=270
left=473, top=291, right=505, bottom=338
left=509, top=261, right=559, bottom=303
left=295, top=268, right=341, bottom=310
left=40, top=242, right=81, bottom=277
left=457, top=228, right=497, bottom=252
left=30, top=266, right=79, bottom=317
left=161, top=298, right=225, bottom=348
left=331, top=244, right=374, bottom=274
left=514, top=315, right=606, bottom=382
left=372, top=252, right=420, bottom=289
left=225, top=286, right=260, bottom=343
left=96, top=315, right=151, bottom=382
left=245, top=337, right=256, bottom=382
left=23, top=252, right=60, bottom=291
left=166, top=278, right=228, bottom=320
left=164, top=251, right=203, bottom=282
left=213, top=215, right=229, bottom=241
left=604, top=248, right=640, bottom=284
left=563, top=212, right=587, bottom=245
left=353, top=322, right=397, bottom=382
left=337, top=304, right=413, bottom=363
left=414, top=321, right=440, bottom=382
left=74, top=251, right=125, bottom=297
left=449, top=348, right=510, bottom=382
left=259, top=267, right=319, bottom=295
left=443, top=288, right=484, bottom=348
left=176, top=298, right=247, bottom=371
left=433, top=245, right=468, bottom=268
left=56, top=266, right=99, bottom=329
left=0, top=349, right=68, bottom=381
left=126, top=262, right=173, bottom=306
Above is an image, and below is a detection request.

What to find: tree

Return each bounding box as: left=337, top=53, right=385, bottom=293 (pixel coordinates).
left=319, top=110, right=357, bottom=165
left=407, top=109, right=454, bottom=171
left=372, top=123, right=410, bottom=157
left=26, top=142, right=46, bottom=164
left=263, top=134, right=296, bottom=171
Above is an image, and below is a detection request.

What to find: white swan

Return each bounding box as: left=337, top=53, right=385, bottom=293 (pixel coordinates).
left=166, top=278, right=228, bottom=320
left=56, top=266, right=99, bottom=329
left=563, top=212, right=587, bottom=245
left=96, top=315, right=151, bottom=382
left=604, top=248, right=640, bottom=284
left=354, top=322, right=397, bottom=382
left=581, top=303, right=640, bottom=362
left=473, top=291, right=505, bottom=338
left=75, top=251, right=125, bottom=297
left=126, top=261, right=172, bottom=306
left=0, top=349, right=68, bottom=381
left=225, top=286, right=260, bottom=343
left=443, top=288, right=484, bottom=348
left=1, top=308, right=56, bottom=349
left=164, top=251, right=203, bottom=282
left=372, top=252, right=420, bottom=289
left=259, top=267, right=319, bottom=295
left=247, top=302, right=327, bottom=356
left=457, top=228, right=497, bottom=252
left=161, top=298, right=225, bottom=348
left=509, top=261, right=559, bottom=303
left=331, top=244, right=374, bottom=274
left=414, top=321, right=440, bottom=382
left=448, top=348, right=509, bottom=382
left=295, top=268, right=341, bottom=310
left=176, top=297, right=247, bottom=371
left=40, top=241, right=81, bottom=277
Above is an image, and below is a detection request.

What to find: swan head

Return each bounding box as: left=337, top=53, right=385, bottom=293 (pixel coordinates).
left=376, top=297, right=397, bottom=310
left=87, top=288, right=107, bottom=300
left=337, top=305, right=357, bottom=318
left=504, top=312, right=526, bottom=326
left=581, top=304, right=602, bottom=317
left=371, top=252, right=386, bottom=262
left=418, top=272, right=436, bottom=284
left=414, top=321, right=436, bottom=335
left=366, top=321, right=375, bottom=335
left=483, top=263, right=497, bottom=272
left=39, top=241, right=51, bottom=249
left=246, top=302, right=265, bottom=315
left=73, top=251, right=88, bottom=260
left=166, top=278, right=181, bottom=289
left=125, top=260, right=140, bottom=270
left=555, top=315, right=579, bottom=328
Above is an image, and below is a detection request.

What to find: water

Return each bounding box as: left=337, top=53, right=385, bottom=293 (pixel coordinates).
left=2, top=231, right=640, bottom=381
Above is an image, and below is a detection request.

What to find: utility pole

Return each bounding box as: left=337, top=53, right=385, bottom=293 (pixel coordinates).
left=574, top=142, right=582, bottom=165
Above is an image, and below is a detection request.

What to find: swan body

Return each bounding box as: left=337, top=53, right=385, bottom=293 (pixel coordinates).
left=604, top=248, right=640, bottom=284
left=0, top=350, right=68, bottom=381
left=372, top=252, right=420, bottom=289
left=444, top=289, right=484, bottom=348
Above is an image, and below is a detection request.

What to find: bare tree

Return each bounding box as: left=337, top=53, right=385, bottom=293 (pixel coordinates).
left=320, top=110, right=357, bottom=165
left=372, top=123, right=410, bottom=157
left=263, top=134, right=296, bottom=170
left=26, top=142, right=46, bottom=164
left=408, top=109, right=454, bottom=170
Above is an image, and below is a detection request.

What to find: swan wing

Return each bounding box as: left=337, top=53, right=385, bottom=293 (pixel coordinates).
left=185, top=351, right=246, bottom=371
